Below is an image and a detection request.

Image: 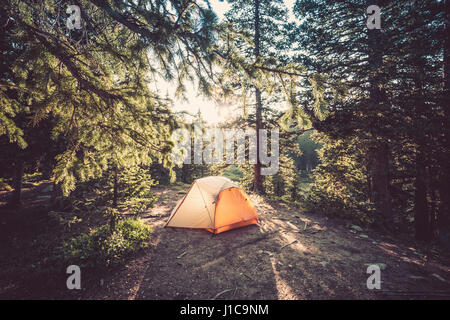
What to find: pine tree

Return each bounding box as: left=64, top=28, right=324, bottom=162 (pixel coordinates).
left=1, top=0, right=220, bottom=199
left=223, top=0, right=292, bottom=193
left=292, top=0, right=448, bottom=238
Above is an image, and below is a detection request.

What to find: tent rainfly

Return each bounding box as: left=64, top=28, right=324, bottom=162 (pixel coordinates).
left=165, top=176, right=258, bottom=234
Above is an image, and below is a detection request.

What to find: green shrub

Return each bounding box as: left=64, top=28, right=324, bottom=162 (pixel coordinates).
left=223, top=165, right=243, bottom=182
left=304, top=184, right=375, bottom=225
left=303, top=133, right=377, bottom=226
left=58, top=218, right=152, bottom=269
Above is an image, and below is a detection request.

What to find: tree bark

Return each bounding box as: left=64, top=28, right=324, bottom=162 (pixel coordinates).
left=181, top=163, right=191, bottom=183
left=51, top=181, right=62, bottom=208
left=414, top=147, right=430, bottom=241
left=366, top=0, right=393, bottom=228
left=439, top=0, right=450, bottom=241
left=113, top=167, right=118, bottom=208
left=253, top=0, right=264, bottom=194
left=413, top=56, right=431, bottom=241
left=110, top=167, right=119, bottom=232
left=369, top=142, right=392, bottom=226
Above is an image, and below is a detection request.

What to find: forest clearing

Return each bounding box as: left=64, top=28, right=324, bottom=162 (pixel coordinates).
left=2, top=0, right=450, bottom=302
left=1, top=181, right=449, bottom=299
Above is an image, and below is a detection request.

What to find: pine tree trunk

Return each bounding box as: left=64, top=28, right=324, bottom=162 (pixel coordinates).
left=51, top=182, right=64, bottom=209
left=367, top=171, right=373, bottom=202
left=429, top=166, right=439, bottom=238
left=414, top=147, right=430, bottom=241
left=10, top=160, right=24, bottom=206
left=413, top=57, right=431, bottom=241
left=254, top=88, right=263, bottom=193
left=113, top=167, right=118, bottom=208
left=439, top=0, right=450, bottom=242
left=253, top=0, right=263, bottom=194
left=110, top=167, right=119, bottom=232
left=366, top=0, right=392, bottom=228
left=181, top=163, right=190, bottom=183
left=369, top=142, right=392, bottom=226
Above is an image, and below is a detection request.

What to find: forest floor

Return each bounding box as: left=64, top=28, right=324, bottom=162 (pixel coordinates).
left=1, top=183, right=450, bottom=299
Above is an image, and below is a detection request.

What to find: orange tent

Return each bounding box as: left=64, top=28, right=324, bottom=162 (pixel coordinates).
left=165, top=176, right=258, bottom=234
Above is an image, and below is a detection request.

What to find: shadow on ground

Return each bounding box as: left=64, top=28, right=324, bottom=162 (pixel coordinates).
left=102, top=188, right=450, bottom=300
left=4, top=185, right=448, bottom=299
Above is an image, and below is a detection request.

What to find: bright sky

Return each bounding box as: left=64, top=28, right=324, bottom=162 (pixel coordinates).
left=164, top=0, right=296, bottom=124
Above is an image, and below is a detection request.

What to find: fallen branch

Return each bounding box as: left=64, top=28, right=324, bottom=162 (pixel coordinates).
left=280, top=240, right=298, bottom=250
left=211, top=289, right=234, bottom=300
left=243, top=273, right=254, bottom=281
left=177, top=251, right=187, bottom=259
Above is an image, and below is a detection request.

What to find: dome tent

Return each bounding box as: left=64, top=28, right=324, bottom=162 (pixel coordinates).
left=165, top=176, right=258, bottom=234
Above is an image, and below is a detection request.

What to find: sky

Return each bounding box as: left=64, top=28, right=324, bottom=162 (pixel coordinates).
left=164, top=0, right=296, bottom=124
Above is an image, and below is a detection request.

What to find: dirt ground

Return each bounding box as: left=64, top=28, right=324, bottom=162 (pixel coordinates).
left=67, top=186, right=450, bottom=300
